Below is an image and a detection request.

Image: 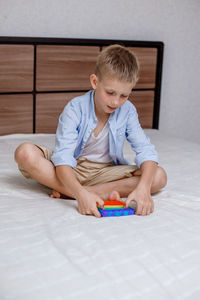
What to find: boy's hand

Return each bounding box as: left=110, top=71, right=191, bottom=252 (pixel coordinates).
left=77, top=190, right=104, bottom=218
left=125, top=186, right=154, bottom=216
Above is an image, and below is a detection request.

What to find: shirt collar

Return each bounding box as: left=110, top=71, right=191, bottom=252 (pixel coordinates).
left=90, top=90, right=98, bottom=123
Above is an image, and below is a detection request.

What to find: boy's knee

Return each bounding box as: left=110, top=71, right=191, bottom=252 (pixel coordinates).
left=14, top=142, right=35, bottom=164
left=153, top=166, right=167, bottom=191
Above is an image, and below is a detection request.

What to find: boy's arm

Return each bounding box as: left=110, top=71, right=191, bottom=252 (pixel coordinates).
left=51, top=98, right=105, bottom=217
left=125, top=104, right=159, bottom=168
left=51, top=100, right=81, bottom=169
left=125, top=161, right=158, bottom=215
left=55, top=165, right=104, bottom=217
left=124, top=104, right=159, bottom=215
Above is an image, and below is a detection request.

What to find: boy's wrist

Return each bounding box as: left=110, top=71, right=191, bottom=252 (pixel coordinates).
left=136, top=181, right=151, bottom=193
left=75, top=187, right=89, bottom=201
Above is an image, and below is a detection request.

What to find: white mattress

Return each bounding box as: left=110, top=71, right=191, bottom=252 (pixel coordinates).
left=0, top=130, right=200, bottom=300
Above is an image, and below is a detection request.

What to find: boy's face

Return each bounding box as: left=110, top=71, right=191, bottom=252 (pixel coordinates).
left=90, top=74, right=133, bottom=116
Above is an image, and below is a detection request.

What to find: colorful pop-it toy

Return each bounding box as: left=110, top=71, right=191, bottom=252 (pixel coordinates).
left=97, top=200, right=135, bottom=217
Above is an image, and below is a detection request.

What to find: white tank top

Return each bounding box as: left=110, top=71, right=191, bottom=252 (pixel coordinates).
left=80, top=122, right=113, bottom=163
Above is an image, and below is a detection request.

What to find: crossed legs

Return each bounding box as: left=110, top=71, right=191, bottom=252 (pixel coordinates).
left=14, top=142, right=167, bottom=199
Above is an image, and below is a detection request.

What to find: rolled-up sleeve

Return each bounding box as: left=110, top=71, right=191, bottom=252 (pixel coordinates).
left=51, top=101, right=80, bottom=168
left=125, top=106, right=159, bottom=168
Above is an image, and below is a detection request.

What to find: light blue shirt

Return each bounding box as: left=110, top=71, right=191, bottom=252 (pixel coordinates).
left=51, top=90, right=158, bottom=168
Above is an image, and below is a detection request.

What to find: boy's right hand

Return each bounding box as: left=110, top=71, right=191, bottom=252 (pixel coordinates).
left=77, top=190, right=104, bottom=218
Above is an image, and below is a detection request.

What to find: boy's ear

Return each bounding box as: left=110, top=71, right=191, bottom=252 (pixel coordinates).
left=90, top=74, right=98, bottom=89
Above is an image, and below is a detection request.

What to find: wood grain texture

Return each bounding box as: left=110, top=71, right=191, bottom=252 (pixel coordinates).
left=127, top=47, right=157, bottom=89
left=0, top=45, right=34, bottom=92
left=0, top=40, right=160, bottom=135
left=129, top=91, right=154, bottom=128
left=36, top=46, right=99, bottom=91
left=36, top=92, right=84, bottom=133
left=0, top=94, right=33, bottom=135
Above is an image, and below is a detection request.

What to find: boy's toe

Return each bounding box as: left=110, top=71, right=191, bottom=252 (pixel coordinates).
left=109, top=191, right=121, bottom=201
left=50, top=190, right=61, bottom=198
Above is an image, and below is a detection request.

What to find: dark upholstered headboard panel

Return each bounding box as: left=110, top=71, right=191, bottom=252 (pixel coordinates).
left=0, top=37, right=164, bottom=135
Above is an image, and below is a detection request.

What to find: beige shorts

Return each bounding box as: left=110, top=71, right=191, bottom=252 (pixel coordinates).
left=19, top=145, right=137, bottom=186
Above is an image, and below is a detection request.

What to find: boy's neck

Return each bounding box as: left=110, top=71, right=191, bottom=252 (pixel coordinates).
left=94, top=99, right=110, bottom=124
left=95, top=110, right=110, bottom=123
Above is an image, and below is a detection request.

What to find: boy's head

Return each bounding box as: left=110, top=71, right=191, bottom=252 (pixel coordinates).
left=95, top=44, right=139, bottom=87
left=90, top=45, right=140, bottom=115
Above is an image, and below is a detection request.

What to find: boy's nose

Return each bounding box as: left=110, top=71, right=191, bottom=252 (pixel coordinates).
left=111, top=97, right=120, bottom=107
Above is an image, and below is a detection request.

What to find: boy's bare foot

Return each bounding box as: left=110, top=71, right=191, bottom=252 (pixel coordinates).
left=50, top=190, right=74, bottom=199
left=50, top=189, right=121, bottom=203
left=50, top=190, right=61, bottom=198
left=101, top=190, right=121, bottom=202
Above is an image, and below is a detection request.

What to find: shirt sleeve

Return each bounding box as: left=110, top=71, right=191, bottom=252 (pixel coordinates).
left=125, top=105, right=159, bottom=168
left=51, top=100, right=80, bottom=168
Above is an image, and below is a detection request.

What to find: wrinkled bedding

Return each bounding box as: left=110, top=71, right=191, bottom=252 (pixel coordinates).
left=0, top=130, right=200, bottom=300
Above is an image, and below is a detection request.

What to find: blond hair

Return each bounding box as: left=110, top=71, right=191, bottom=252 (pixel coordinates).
left=95, top=44, right=139, bottom=86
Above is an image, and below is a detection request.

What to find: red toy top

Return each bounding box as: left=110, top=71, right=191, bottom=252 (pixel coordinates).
left=103, top=200, right=125, bottom=206
left=97, top=200, right=125, bottom=207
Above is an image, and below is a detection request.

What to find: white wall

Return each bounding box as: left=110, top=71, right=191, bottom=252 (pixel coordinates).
left=1, top=0, right=200, bottom=143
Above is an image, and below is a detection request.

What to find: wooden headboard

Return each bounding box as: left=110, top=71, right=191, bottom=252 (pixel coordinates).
left=0, top=37, right=164, bottom=135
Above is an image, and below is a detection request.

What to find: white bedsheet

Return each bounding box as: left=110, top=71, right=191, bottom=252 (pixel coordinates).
left=0, top=130, right=200, bottom=300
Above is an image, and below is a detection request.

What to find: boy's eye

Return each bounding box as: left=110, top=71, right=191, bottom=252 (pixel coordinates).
left=106, top=91, right=113, bottom=95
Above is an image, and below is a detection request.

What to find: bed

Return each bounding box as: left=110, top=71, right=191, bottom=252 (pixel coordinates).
left=0, top=37, right=200, bottom=300
left=1, top=131, right=200, bottom=300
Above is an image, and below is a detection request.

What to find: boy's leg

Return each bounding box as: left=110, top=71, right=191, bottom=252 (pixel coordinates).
left=51, top=160, right=166, bottom=200
left=86, top=166, right=167, bottom=198
left=15, top=143, right=122, bottom=200
left=15, top=142, right=75, bottom=198
left=15, top=143, right=167, bottom=200
left=75, top=159, right=167, bottom=198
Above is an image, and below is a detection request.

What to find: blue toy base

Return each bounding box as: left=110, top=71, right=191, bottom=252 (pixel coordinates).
left=98, top=207, right=135, bottom=217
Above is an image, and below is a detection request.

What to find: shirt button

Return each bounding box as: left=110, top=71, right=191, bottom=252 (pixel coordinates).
left=89, top=129, right=92, bottom=133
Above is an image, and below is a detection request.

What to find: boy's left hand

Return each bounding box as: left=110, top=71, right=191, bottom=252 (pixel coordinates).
left=125, top=186, right=154, bottom=216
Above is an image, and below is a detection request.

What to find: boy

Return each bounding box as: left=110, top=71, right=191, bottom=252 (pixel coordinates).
left=15, top=45, right=167, bottom=218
